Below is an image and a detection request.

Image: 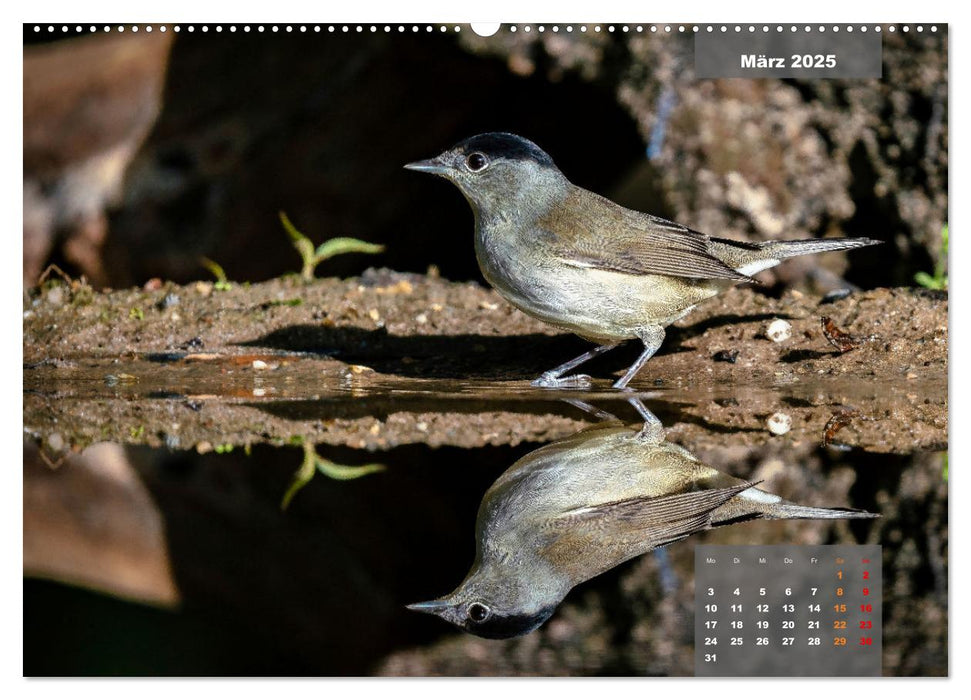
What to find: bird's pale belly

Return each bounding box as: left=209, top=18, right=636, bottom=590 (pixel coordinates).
left=478, top=243, right=724, bottom=343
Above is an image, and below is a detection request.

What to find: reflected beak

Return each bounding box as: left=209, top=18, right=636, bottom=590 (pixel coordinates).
left=404, top=158, right=450, bottom=176
left=406, top=599, right=451, bottom=615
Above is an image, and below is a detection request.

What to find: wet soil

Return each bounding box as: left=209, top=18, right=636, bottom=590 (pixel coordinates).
left=23, top=269, right=946, bottom=456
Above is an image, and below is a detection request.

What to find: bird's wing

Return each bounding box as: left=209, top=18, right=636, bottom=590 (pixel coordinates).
left=558, top=482, right=754, bottom=534
left=538, top=187, right=754, bottom=282
left=540, top=482, right=755, bottom=585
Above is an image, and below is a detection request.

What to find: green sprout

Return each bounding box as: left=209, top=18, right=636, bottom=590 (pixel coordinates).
left=200, top=257, right=233, bottom=291
left=914, top=224, right=948, bottom=291
left=264, top=298, right=303, bottom=307
left=280, top=440, right=385, bottom=510
left=279, top=211, right=385, bottom=282
left=128, top=307, right=144, bottom=321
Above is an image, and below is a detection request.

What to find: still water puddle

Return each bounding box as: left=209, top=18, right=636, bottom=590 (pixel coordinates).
left=23, top=359, right=947, bottom=675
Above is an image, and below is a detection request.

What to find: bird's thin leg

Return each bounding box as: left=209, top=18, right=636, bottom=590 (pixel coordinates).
left=613, top=326, right=665, bottom=390
left=562, top=398, right=619, bottom=422
left=531, top=343, right=619, bottom=389
left=628, top=397, right=662, bottom=426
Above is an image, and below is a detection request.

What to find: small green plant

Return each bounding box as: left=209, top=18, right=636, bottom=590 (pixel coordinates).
left=279, top=211, right=385, bottom=282
left=264, top=298, right=303, bottom=308
left=914, top=224, right=948, bottom=290
left=200, top=257, right=233, bottom=291
left=129, top=307, right=144, bottom=320
left=71, top=286, right=94, bottom=306
left=280, top=439, right=385, bottom=510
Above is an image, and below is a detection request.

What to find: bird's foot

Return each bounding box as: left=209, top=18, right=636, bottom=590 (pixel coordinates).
left=531, top=372, right=593, bottom=389
left=635, top=422, right=666, bottom=444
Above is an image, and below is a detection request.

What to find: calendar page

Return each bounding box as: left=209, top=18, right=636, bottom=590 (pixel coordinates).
left=695, top=545, right=882, bottom=676
left=23, top=8, right=947, bottom=680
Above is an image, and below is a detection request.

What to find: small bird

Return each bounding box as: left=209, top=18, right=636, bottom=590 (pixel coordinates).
left=405, top=133, right=880, bottom=389
left=407, top=401, right=876, bottom=639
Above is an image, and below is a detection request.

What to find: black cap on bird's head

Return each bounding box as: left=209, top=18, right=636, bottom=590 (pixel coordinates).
left=406, top=596, right=557, bottom=640
left=453, top=132, right=556, bottom=168
left=404, top=132, right=565, bottom=211
left=405, top=132, right=555, bottom=174
left=406, top=563, right=563, bottom=639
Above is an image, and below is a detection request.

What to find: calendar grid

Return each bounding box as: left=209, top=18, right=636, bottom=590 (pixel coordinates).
left=694, top=545, right=882, bottom=676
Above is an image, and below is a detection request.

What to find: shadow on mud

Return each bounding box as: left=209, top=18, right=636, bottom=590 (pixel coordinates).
left=240, top=313, right=786, bottom=380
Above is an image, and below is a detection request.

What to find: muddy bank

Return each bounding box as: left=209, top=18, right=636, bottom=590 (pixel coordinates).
left=24, top=270, right=946, bottom=455
left=23, top=269, right=947, bottom=378
left=23, top=373, right=946, bottom=456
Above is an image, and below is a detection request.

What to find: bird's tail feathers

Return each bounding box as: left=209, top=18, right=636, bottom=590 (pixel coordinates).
left=709, top=238, right=883, bottom=277
left=762, top=501, right=879, bottom=520
left=761, top=237, right=882, bottom=260
left=711, top=236, right=882, bottom=277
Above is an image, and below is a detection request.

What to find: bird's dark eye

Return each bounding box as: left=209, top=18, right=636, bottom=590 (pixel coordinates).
left=467, top=602, right=491, bottom=623
left=465, top=152, right=489, bottom=172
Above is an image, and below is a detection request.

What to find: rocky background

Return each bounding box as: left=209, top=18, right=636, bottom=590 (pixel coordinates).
left=24, top=25, right=947, bottom=292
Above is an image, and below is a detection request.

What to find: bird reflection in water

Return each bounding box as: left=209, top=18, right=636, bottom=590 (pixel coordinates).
left=408, top=400, right=876, bottom=639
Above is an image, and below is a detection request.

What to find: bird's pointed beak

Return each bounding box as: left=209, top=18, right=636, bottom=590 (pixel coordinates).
left=404, top=157, right=450, bottom=176
left=406, top=599, right=451, bottom=615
